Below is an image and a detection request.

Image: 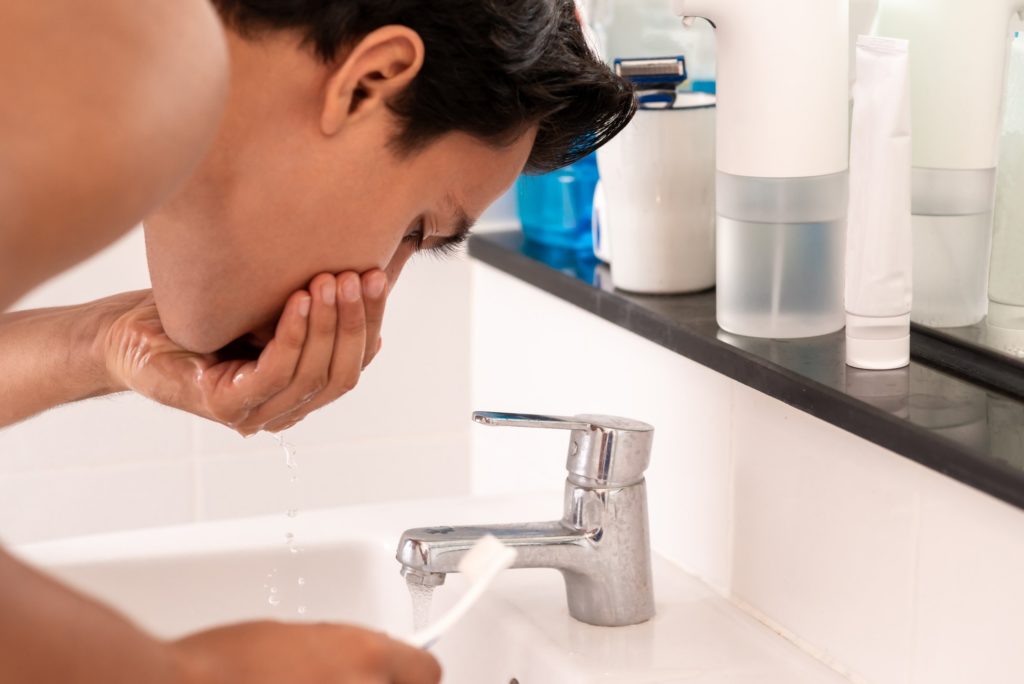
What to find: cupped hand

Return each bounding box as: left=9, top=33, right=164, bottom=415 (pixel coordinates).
left=101, top=270, right=388, bottom=435
left=171, top=621, right=441, bottom=684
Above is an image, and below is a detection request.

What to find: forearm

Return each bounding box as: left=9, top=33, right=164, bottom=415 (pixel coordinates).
left=0, top=296, right=135, bottom=428
left=0, top=547, right=181, bottom=683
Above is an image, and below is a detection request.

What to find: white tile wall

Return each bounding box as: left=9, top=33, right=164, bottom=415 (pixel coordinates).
left=471, top=264, right=737, bottom=592
left=0, top=198, right=499, bottom=541
left=0, top=460, right=195, bottom=545
left=912, top=470, right=1024, bottom=684
left=196, top=432, right=469, bottom=521
left=470, top=261, right=1024, bottom=684
left=730, top=384, right=919, bottom=684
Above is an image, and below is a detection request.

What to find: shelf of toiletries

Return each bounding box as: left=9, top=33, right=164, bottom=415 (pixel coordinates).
left=536, top=1, right=1024, bottom=381
left=468, top=230, right=1024, bottom=513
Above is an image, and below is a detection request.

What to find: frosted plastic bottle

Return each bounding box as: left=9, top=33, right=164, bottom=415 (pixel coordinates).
left=876, top=0, right=1024, bottom=327
left=989, top=33, right=1024, bottom=330
left=673, top=0, right=850, bottom=339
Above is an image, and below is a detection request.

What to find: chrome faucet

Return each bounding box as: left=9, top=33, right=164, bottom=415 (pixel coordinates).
left=396, top=411, right=655, bottom=627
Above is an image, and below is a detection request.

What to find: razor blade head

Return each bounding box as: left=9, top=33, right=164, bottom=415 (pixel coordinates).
left=614, top=56, right=687, bottom=86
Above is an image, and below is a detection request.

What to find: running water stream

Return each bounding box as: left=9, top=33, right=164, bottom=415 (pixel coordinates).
left=407, top=579, right=435, bottom=633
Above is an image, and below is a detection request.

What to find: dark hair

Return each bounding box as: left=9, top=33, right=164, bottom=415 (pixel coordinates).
left=212, top=0, right=636, bottom=173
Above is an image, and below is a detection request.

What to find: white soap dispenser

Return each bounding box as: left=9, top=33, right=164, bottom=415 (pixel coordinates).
left=876, top=0, right=1024, bottom=328
left=672, top=0, right=851, bottom=339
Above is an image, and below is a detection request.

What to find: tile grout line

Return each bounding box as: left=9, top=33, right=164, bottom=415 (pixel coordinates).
left=906, top=478, right=924, bottom=684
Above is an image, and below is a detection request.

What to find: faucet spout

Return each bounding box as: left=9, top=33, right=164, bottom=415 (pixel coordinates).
left=397, top=522, right=594, bottom=577
left=396, top=411, right=656, bottom=627
left=396, top=481, right=655, bottom=627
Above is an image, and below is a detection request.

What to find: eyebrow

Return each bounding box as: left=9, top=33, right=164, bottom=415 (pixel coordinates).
left=428, top=195, right=477, bottom=254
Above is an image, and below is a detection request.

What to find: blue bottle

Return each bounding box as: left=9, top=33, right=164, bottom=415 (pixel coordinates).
left=516, top=153, right=599, bottom=252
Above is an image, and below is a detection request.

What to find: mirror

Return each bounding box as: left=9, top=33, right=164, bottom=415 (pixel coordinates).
left=870, top=2, right=1024, bottom=386
left=579, top=0, right=1024, bottom=390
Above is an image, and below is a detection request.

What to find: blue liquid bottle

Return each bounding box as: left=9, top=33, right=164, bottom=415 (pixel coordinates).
left=516, top=154, right=599, bottom=252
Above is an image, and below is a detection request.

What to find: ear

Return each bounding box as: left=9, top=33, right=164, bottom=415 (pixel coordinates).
left=320, top=26, right=425, bottom=136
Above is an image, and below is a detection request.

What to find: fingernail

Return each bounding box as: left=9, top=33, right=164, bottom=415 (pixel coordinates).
left=297, top=296, right=311, bottom=318
left=365, top=272, right=386, bottom=299
left=321, top=280, right=336, bottom=305
left=341, top=275, right=361, bottom=302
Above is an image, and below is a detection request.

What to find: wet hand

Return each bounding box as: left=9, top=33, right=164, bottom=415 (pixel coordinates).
left=102, top=270, right=388, bottom=435
left=171, top=621, right=441, bottom=684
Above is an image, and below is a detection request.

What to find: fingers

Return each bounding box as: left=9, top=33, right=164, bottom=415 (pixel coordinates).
left=171, top=621, right=441, bottom=684
left=202, top=290, right=310, bottom=427
left=205, top=269, right=389, bottom=435
left=329, top=272, right=367, bottom=390
left=383, top=637, right=443, bottom=684
left=361, top=270, right=388, bottom=369
left=240, top=274, right=339, bottom=432
left=261, top=272, right=370, bottom=432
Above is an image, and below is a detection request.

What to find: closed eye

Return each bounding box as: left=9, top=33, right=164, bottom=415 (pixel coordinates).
left=403, top=225, right=470, bottom=260
left=427, top=231, right=470, bottom=259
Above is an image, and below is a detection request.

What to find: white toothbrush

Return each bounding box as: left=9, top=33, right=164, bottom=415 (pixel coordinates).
left=407, top=535, right=517, bottom=650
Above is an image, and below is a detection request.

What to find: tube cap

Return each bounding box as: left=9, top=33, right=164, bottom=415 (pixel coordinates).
left=846, top=313, right=911, bottom=370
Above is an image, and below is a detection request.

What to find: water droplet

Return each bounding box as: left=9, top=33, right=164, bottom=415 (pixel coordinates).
left=297, top=605, right=307, bottom=615
left=269, top=586, right=278, bottom=594
left=290, top=546, right=301, bottom=554
left=285, top=532, right=294, bottom=541
left=297, top=577, right=306, bottom=586
left=286, top=509, right=298, bottom=518
left=268, top=595, right=281, bottom=607
left=272, top=432, right=298, bottom=469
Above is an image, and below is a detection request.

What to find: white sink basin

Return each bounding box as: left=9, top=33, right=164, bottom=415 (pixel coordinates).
left=16, top=494, right=849, bottom=684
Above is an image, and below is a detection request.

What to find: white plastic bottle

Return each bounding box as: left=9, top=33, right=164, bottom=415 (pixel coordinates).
left=673, top=0, right=850, bottom=339
left=846, top=36, right=913, bottom=370
left=989, top=33, right=1024, bottom=330
left=876, top=0, right=1024, bottom=328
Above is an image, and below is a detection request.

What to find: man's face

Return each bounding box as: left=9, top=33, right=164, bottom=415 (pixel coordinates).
left=144, top=29, right=535, bottom=353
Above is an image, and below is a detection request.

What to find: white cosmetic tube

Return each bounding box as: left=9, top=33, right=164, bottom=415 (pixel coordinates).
left=846, top=36, right=913, bottom=370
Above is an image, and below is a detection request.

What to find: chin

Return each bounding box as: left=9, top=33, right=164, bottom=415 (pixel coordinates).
left=152, top=289, right=240, bottom=355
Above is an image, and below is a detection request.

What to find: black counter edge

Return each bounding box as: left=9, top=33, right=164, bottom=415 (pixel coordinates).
left=469, top=234, right=1024, bottom=511
left=911, top=325, right=1024, bottom=400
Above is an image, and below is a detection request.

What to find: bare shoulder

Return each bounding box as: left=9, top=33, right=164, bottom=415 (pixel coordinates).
left=0, top=0, right=229, bottom=307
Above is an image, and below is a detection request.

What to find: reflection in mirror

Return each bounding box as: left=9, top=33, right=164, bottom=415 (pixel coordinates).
left=875, top=1, right=1018, bottom=329
left=989, top=33, right=1024, bottom=333
left=909, top=366, right=990, bottom=454
left=872, top=1, right=1024, bottom=368
left=715, top=330, right=843, bottom=389
left=984, top=323, right=1024, bottom=358
left=846, top=367, right=910, bottom=418
left=990, top=393, right=1024, bottom=470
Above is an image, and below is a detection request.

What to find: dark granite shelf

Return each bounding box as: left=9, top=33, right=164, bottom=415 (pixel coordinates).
left=469, top=231, right=1024, bottom=511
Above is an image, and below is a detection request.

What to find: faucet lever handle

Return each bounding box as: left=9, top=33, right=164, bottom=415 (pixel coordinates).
left=472, top=411, right=654, bottom=487
left=472, top=412, right=591, bottom=431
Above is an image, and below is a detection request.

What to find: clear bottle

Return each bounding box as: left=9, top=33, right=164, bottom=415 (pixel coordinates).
left=716, top=173, right=848, bottom=339
left=989, top=33, right=1024, bottom=330
left=674, top=0, right=850, bottom=339
left=876, top=0, right=1024, bottom=327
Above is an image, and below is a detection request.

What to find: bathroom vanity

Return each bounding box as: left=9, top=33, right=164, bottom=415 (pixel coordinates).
left=467, top=230, right=1024, bottom=684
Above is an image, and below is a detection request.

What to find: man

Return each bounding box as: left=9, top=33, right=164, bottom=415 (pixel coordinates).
left=0, top=0, right=635, bottom=681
